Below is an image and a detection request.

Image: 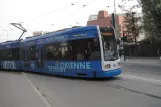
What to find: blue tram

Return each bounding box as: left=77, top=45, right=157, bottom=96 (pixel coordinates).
left=0, top=26, right=121, bottom=78
left=0, top=41, right=21, bottom=70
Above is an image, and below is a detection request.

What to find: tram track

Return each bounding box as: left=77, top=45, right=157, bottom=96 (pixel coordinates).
left=97, top=81, right=161, bottom=100
left=90, top=74, right=161, bottom=100
left=22, top=72, right=161, bottom=107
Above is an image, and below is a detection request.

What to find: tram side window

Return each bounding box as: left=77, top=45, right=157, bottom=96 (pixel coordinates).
left=72, top=40, right=84, bottom=60
left=26, top=49, right=28, bottom=61
left=44, top=38, right=101, bottom=61
left=0, top=50, right=3, bottom=60
left=22, top=48, right=30, bottom=61
left=24, top=47, right=35, bottom=61
left=1, top=51, right=3, bottom=60
left=88, top=38, right=101, bottom=60
left=57, top=42, right=72, bottom=60
left=1, top=50, right=5, bottom=60
left=1, top=50, right=3, bottom=60
left=4, top=50, right=7, bottom=60
left=21, top=48, right=25, bottom=60
left=72, top=38, right=101, bottom=60
left=11, top=49, right=15, bottom=60
left=29, top=46, right=36, bottom=60
left=5, top=49, right=12, bottom=60
left=5, top=50, right=8, bottom=60
left=41, top=48, right=44, bottom=60
left=12, top=48, right=20, bottom=60
left=44, top=42, right=73, bottom=61
left=0, top=50, right=2, bottom=60
left=1, top=49, right=12, bottom=60
left=0, top=48, right=21, bottom=60
left=45, top=44, right=59, bottom=60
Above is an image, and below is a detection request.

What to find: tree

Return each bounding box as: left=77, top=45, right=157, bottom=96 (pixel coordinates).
left=142, top=0, right=161, bottom=39
left=119, top=0, right=142, bottom=43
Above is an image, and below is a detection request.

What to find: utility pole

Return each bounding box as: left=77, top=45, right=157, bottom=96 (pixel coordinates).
left=114, top=0, right=117, bottom=38
left=112, top=13, right=115, bottom=28
left=122, top=32, right=127, bottom=61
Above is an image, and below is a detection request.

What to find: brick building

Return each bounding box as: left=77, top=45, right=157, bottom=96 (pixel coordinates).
left=87, top=10, right=125, bottom=38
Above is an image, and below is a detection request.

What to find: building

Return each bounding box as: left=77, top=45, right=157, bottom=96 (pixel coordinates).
left=87, top=10, right=111, bottom=27
left=33, top=31, right=43, bottom=36
left=87, top=10, right=146, bottom=42
left=88, top=15, right=97, bottom=21
left=87, top=10, right=125, bottom=38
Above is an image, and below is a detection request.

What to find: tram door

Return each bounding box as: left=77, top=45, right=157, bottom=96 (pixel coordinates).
left=35, top=44, right=44, bottom=72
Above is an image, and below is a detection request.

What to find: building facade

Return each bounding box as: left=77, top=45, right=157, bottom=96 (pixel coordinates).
left=87, top=10, right=145, bottom=42
left=87, top=10, right=125, bottom=38
left=33, top=31, right=43, bottom=36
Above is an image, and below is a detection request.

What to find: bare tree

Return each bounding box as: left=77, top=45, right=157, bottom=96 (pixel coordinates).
left=119, top=0, right=142, bottom=43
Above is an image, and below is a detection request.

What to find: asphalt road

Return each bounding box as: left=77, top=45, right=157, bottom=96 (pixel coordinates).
left=24, top=72, right=161, bottom=107
left=0, top=62, right=161, bottom=107
left=121, top=60, right=161, bottom=79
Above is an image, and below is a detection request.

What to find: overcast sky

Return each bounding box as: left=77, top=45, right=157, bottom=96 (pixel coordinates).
left=0, top=0, right=140, bottom=42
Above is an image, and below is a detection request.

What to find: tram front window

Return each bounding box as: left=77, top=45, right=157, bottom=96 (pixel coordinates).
left=101, top=32, right=119, bottom=61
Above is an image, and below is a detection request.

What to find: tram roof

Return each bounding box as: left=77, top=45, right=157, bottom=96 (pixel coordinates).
left=21, top=25, right=98, bottom=43
left=0, top=40, right=19, bottom=49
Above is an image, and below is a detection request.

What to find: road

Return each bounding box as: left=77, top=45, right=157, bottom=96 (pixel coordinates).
left=0, top=61, right=161, bottom=107
left=121, top=57, right=161, bottom=79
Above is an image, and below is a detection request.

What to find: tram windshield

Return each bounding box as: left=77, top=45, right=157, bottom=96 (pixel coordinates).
left=100, top=27, right=119, bottom=61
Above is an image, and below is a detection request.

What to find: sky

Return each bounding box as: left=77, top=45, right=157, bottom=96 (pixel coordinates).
left=0, top=0, right=140, bottom=42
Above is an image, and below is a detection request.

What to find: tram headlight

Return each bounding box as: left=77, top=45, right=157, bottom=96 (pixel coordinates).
left=104, top=64, right=110, bottom=69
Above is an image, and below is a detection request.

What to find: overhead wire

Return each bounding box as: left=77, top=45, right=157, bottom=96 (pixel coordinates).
left=66, top=0, right=122, bottom=18
left=47, top=0, right=97, bottom=26
left=2, top=0, right=97, bottom=35
left=22, top=0, right=97, bottom=31
left=66, top=0, right=96, bottom=17
left=23, top=0, right=83, bottom=23
left=24, top=5, right=72, bottom=23
left=50, top=0, right=97, bottom=28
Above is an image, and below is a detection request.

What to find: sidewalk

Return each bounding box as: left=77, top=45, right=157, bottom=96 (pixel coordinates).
left=120, top=56, right=161, bottom=66
left=0, top=71, right=48, bottom=107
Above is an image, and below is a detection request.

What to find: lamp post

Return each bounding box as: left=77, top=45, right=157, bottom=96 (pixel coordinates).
left=114, top=0, right=117, bottom=38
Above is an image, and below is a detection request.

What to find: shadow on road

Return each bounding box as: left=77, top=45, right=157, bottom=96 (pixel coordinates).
left=0, top=70, right=121, bottom=81
left=0, top=70, right=22, bottom=74
left=24, top=71, right=121, bottom=82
